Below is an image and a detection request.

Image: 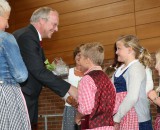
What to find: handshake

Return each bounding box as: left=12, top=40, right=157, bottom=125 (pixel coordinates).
left=66, top=96, right=78, bottom=108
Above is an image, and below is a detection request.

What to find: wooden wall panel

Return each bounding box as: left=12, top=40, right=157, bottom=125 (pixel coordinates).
left=12, top=0, right=160, bottom=62
left=6, top=25, right=15, bottom=33
left=14, top=0, right=133, bottom=28
left=46, top=44, right=115, bottom=65
left=15, top=12, right=135, bottom=38
left=135, top=0, right=160, bottom=56
left=15, top=0, right=123, bottom=13
left=44, top=27, right=135, bottom=65
left=60, top=0, right=134, bottom=26
left=15, top=22, right=30, bottom=31
left=53, top=13, right=135, bottom=40
left=135, top=0, right=160, bottom=11
left=15, top=9, right=34, bottom=25
left=49, top=0, right=124, bottom=14
left=136, top=7, right=160, bottom=25
left=14, top=0, right=65, bottom=11
left=137, top=22, right=160, bottom=39
left=104, top=45, right=115, bottom=60
left=44, top=27, right=136, bottom=54
left=8, top=0, right=15, bottom=33
left=140, top=37, right=160, bottom=53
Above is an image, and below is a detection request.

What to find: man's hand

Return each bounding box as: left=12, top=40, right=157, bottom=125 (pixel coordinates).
left=68, top=85, right=78, bottom=100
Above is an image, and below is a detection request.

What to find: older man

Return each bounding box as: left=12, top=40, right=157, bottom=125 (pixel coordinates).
left=13, top=7, right=77, bottom=129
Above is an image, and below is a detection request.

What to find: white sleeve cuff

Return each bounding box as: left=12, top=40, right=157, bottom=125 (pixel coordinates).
left=113, top=113, right=122, bottom=123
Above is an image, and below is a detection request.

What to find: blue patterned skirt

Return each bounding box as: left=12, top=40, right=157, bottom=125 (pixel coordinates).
left=62, top=106, right=78, bottom=130
left=0, top=84, right=31, bottom=130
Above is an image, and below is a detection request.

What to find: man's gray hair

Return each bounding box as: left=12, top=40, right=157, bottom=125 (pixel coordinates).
left=30, top=7, right=58, bottom=23
left=0, top=0, right=11, bottom=16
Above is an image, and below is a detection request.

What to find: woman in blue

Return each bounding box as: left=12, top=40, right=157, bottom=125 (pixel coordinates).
left=0, top=0, right=31, bottom=129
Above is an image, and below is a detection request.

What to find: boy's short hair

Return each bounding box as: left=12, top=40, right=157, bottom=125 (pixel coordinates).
left=80, top=42, right=104, bottom=65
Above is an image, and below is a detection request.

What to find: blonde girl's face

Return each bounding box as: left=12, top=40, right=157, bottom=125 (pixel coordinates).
left=116, top=41, right=130, bottom=63
left=155, top=55, right=160, bottom=76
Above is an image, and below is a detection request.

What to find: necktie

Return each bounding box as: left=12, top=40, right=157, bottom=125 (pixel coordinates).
left=39, top=41, right=42, bottom=48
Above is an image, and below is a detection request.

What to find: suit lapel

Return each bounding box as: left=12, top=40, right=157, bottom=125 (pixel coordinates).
left=29, top=24, right=46, bottom=62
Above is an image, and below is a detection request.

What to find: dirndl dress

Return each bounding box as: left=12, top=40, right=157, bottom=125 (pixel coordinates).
left=154, top=113, right=160, bottom=130
left=114, top=69, right=139, bottom=130
left=0, top=83, right=31, bottom=130
left=62, top=106, right=77, bottom=130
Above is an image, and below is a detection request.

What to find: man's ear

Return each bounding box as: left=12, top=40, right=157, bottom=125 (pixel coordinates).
left=86, top=58, right=94, bottom=67
left=39, top=18, right=45, bottom=25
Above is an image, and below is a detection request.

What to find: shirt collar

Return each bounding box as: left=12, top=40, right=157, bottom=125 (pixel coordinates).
left=115, top=59, right=138, bottom=77
left=84, top=66, right=102, bottom=75
left=35, top=29, right=42, bottom=41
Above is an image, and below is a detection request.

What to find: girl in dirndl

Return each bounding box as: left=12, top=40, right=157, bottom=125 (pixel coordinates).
left=113, top=35, right=153, bottom=130
left=148, top=50, right=160, bottom=130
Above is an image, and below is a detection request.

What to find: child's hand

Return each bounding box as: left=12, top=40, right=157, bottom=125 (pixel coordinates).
left=114, top=122, right=120, bottom=130
left=148, top=90, right=160, bottom=106
left=66, top=96, right=78, bottom=108
left=75, top=116, right=81, bottom=125
left=148, top=90, right=158, bottom=101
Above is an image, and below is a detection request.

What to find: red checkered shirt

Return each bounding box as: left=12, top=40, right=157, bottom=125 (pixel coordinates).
left=78, top=66, right=115, bottom=130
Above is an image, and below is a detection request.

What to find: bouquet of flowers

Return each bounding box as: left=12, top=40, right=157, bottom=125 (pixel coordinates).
left=44, top=59, right=55, bottom=71
left=44, top=57, right=69, bottom=79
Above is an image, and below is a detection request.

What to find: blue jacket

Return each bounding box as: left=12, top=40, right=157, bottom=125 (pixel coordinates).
left=0, top=31, right=28, bottom=85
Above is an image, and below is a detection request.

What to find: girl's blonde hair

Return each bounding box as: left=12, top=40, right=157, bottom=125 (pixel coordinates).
left=155, top=49, right=160, bottom=64
left=117, top=35, right=152, bottom=67
left=80, top=42, right=104, bottom=66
